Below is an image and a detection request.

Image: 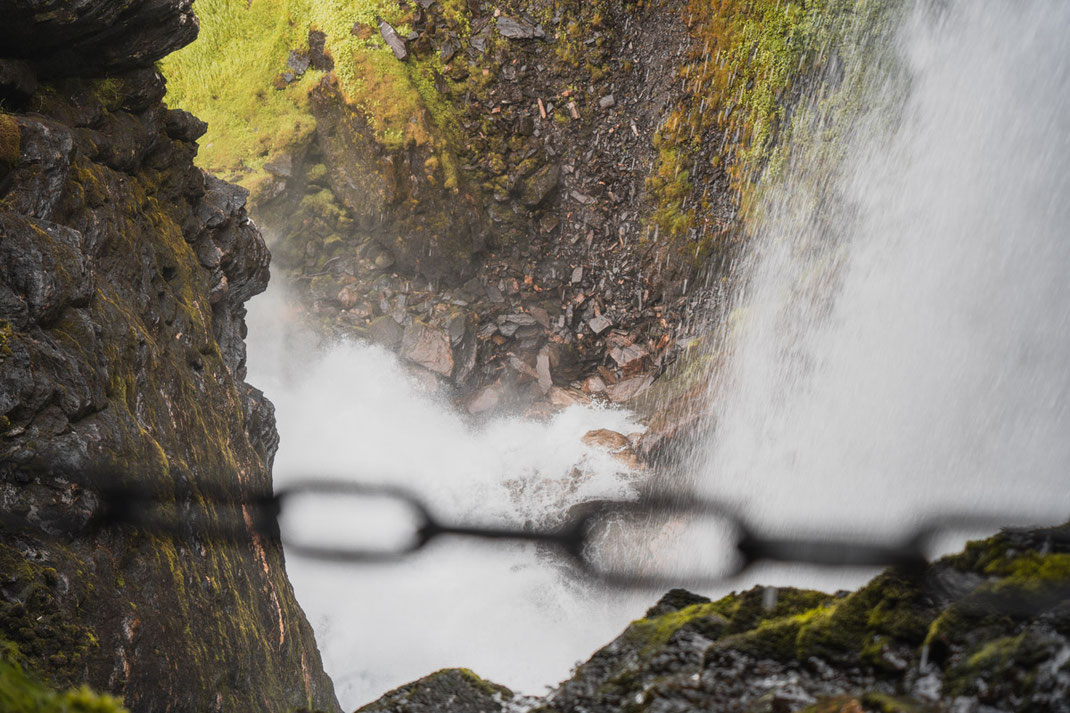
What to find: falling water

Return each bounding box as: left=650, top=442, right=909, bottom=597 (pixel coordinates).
left=693, top=0, right=1070, bottom=591
left=245, top=285, right=654, bottom=708
left=245, top=0, right=1070, bottom=707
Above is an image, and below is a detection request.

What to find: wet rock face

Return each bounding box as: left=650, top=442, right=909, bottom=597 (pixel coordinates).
left=0, top=5, right=338, bottom=712
left=0, top=0, right=199, bottom=77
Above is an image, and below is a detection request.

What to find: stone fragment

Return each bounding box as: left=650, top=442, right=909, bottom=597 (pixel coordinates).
left=367, top=315, right=404, bottom=349
left=287, top=50, right=310, bottom=76
left=582, top=428, right=640, bottom=468
left=497, top=16, right=546, bottom=40
left=439, top=39, right=459, bottom=63
left=599, top=94, right=616, bottom=109
left=529, top=306, right=551, bottom=328
left=164, top=108, right=208, bottom=143
left=605, top=374, right=653, bottom=403
left=571, top=266, right=584, bottom=284
left=536, top=347, right=553, bottom=393
left=379, top=20, right=409, bottom=61
left=520, top=163, right=560, bottom=207
left=467, top=382, right=504, bottom=415
left=583, top=375, right=607, bottom=394
left=400, top=322, right=453, bottom=376
left=548, top=387, right=585, bottom=408
left=588, top=314, right=612, bottom=334
left=608, top=341, right=648, bottom=369
left=337, top=284, right=361, bottom=309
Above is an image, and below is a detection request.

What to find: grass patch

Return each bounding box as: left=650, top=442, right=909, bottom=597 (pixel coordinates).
left=162, top=0, right=466, bottom=192
left=0, top=645, right=127, bottom=713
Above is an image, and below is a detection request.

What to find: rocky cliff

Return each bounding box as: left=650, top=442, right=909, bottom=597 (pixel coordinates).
left=0, top=1, right=338, bottom=711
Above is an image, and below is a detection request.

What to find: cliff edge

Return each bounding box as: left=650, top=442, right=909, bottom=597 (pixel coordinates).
left=0, top=1, right=339, bottom=710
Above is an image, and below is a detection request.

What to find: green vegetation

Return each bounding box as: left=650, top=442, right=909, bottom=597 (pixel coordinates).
left=162, top=0, right=467, bottom=196
left=0, top=113, right=20, bottom=168
left=626, top=530, right=1068, bottom=678
left=0, top=647, right=127, bottom=713
left=647, top=0, right=897, bottom=252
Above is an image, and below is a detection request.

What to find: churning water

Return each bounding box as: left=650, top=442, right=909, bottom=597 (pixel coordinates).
left=246, top=286, right=654, bottom=707
left=246, top=0, right=1070, bottom=707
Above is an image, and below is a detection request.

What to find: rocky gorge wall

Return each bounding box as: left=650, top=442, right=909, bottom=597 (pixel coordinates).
left=161, top=0, right=893, bottom=464
left=0, top=1, right=338, bottom=711
left=160, top=0, right=738, bottom=433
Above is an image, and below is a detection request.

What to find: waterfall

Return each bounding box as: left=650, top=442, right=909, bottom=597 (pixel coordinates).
left=245, top=285, right=654, bottom=708
left=245, top=0, right=1070, bottom=707
left=693, top=0, right=1070, bottom=591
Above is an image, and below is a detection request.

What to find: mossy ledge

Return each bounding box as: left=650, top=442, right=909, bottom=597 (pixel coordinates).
left=377, top=524, right=1068, bottom=713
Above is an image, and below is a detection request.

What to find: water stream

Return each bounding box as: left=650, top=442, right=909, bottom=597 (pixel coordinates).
left=246, top=0, right=1070, bottom=707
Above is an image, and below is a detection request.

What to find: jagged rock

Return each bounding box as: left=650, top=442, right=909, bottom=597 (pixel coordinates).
left=607, top=338, right=647, bottom=369
left=583, top=375, right=607, bottom=394
left=531, top=527, right=1070, bottom=713
left=598, top=94, right=616, bottom=109
left=0, top=0, right=200, bottom=77
left=466, top=381, right=505, bottom=415
left=496, top=15, right=546, bottom=40
left=357, top=668, right=511, bottom=713
left=401, top=322, right=454, bottom=376
left=588, top=314, right=613, bottom=334
left=0, top=6, right=339, bottom=710
left=605, top=374, right=653, bottom=402
left=520, top=163, right=561, bottom=207
left=264, top=153, right=294, bottom=178
left=163, top=108, right=208, bottom=143
left=4, top=116, right=73, bottom=222
left=367, top=314, right=404, bottom=349
left=380, top=19, right=410, bottom=61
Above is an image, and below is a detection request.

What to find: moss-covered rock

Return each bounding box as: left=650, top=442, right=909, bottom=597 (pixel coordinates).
left=0, top=5, right=339, bottom=712
left=529, top=524, right=1070, bottom=713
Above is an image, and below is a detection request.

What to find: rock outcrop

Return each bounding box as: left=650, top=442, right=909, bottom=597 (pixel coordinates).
left=369, top=525, right=1070, bottom=713
left=0, top=1, right=338, bottom=711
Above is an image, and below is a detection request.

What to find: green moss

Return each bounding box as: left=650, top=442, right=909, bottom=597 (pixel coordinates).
left=89, top=78, right=124, bottom=112
left=0, top=113, right=20, bottom=167
left=0, top=648, right=128, bottom=713
left=437, top=668, right=513, bottom=699
left=0, top=319, right=13, bottom=358
left=647, top=0, right=899, bottom=255
left=624, top=602, right=723, bottom=653
left=859, top=692, right=923, bottom=713
left=161, top=0, right=469, bottom=197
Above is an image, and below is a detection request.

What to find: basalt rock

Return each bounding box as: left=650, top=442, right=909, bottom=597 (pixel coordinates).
left=0, top=2, right=339, bottom=711
left=0, top=0, right=199, bottom=78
